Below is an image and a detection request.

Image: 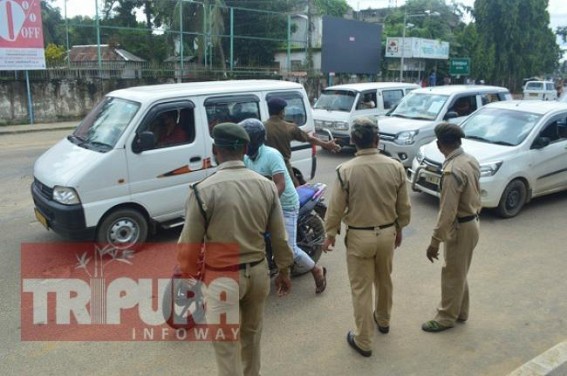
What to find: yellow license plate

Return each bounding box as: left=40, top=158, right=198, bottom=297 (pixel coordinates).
left=34, top=208, right=48, bottom=229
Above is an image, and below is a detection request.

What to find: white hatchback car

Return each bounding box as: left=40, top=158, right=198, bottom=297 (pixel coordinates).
left=409, top=100, right=567, bottom=217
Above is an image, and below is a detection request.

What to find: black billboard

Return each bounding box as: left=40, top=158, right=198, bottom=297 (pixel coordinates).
left=321, top=16, right=382, bottom=74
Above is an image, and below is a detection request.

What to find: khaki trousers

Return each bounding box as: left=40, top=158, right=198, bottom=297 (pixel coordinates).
left=346, top=227, right=396, bottom=351
left=207, top=259, right=270, bottom=376
left=435, top=220, right=479, bottom=327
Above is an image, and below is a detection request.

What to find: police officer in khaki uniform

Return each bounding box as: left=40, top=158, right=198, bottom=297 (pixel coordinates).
left=323, top=117, right=411, bottom=357
left=422, top=122, right=481, bottom=333
left=264, top=97, right=340, bottom=186
left=177, top=123, right=294, bottom=376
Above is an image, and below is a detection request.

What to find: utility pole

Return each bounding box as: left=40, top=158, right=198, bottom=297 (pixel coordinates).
left=306, top=0, right=314, bottom=73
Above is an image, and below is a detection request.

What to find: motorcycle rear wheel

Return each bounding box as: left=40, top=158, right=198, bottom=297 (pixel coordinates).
left=293, top=212, right=325, bottom=276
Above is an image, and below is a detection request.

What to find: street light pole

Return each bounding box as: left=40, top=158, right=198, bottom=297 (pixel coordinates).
left=399, top=10, right=407, bottom=82
left=398, top=10, right=440, bottom=82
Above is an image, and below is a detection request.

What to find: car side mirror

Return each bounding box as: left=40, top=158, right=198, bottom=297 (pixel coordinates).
left=532, top=136, right=550, bottom=150
left=445, top=111, right=459, bottom=120
left=132, top=131, right=156, bottom=153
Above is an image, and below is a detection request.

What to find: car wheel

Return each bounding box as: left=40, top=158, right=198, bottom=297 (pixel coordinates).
left=96, top=208, right=148, bottom=250
left=496, top=180, right=527, bottom=218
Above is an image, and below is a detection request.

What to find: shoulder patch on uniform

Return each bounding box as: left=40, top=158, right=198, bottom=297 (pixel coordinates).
left=336, top=166, right=347, bottom=191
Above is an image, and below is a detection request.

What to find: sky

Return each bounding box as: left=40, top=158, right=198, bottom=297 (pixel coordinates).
left=52, top=0, right=567, bottom=48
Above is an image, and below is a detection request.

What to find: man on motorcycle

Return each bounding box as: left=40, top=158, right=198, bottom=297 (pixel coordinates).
left=239, top=118, right=327, bottom=294
left=264, top=97, right=340, bottom=186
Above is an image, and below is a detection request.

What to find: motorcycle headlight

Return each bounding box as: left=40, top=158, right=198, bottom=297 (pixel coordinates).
left=53, top=186, right=81, bottom=205
left=334, top=121, right=349, bottom=130
left=479, top=161, right=502, bottom=177
left=395, top=130, right=419, bottom=145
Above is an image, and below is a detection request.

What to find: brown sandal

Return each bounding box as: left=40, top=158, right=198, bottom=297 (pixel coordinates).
left=315, top=267, right=327, bottom=294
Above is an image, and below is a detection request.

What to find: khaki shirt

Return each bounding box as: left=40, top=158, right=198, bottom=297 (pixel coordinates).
left=177, top=160, right=293, bottom=276
left=325, top=149, right=411, bottom=237
left=264, top=115, right=311, bottom=161
left=430, top=148, right=481, bottom=248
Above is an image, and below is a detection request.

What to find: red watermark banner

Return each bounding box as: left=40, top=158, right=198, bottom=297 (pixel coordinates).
left=21, top=242, right=241, bottom=341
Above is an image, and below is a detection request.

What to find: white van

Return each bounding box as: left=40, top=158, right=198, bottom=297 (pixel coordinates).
left=378, top=85, right=512, bottom=167
left=312, top=82, right=419, bottom=146
left=522, top=80, right=557, bottom=101
left=32, top=80, right=316, bottom=247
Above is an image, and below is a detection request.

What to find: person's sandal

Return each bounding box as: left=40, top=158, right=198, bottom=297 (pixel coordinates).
left=315, top=267, right=327, bottom=294
left=421, top=320, right=452, bottom=333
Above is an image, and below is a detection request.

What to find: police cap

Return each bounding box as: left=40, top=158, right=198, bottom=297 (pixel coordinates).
left=213, top=122, right=250, bottom=148
left=267, top=97, right=288, bottom=114
left=435, top=122, right=465, bottom=144
left=351, top=117, right=379, bottom=141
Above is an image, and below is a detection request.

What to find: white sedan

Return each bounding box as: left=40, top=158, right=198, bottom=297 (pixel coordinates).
left=409, top=100, right=567, bottom=217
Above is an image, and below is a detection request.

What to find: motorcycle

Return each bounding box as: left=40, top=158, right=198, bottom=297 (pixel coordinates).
left=162, top=182, right=328, bottom=329
left=266, top=182, right=327, bottom=276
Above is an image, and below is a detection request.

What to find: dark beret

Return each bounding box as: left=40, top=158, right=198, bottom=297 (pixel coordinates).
left=268, top=97, right=287, bottom=114
left=435, top=122, right=465, bottom=144
left=351, top=117, right=379, bottom=140
left=213, top=122, right=250, bottom=148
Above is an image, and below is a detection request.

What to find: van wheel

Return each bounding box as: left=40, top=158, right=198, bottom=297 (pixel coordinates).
left=96, top=208, right=148, bottom=250
left=497, top=180, right=527, bottom=218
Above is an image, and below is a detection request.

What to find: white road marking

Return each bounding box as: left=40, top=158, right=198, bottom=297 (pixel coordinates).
left=508, top=341, right=567, bottom=376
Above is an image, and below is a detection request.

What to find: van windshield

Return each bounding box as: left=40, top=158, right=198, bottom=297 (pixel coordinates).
left=389, top=92, right=448, bottom=120
left=313, top=90, right=356, bottom=112
left=70, top=97, right=140, bottom=152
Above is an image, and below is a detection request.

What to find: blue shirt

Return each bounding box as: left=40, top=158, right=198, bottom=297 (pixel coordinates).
left=244, top=145, right=299, bottom=211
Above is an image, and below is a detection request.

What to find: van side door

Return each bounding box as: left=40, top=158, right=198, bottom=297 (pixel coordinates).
left=381, top=89, right=405, bottom=114
left=127, top=101, right=209, bottom=222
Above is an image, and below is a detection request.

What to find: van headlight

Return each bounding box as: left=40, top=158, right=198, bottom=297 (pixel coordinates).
left=314, top=120, right=324, bottom=130
left=395, top=130, right=418, bottom=145
left=53, top=186, right=81, bottom=205
left=479, top=161, right=502, bottom=177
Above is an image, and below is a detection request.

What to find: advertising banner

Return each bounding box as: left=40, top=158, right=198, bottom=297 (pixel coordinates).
left=0, top=0, right=46, bottom=70
left=385, top=37, right=449, bottom=60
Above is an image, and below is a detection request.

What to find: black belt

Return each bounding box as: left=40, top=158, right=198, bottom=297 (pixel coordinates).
left=205, top=258, right=264, bottom=272
left=457, top=215, right=478, bottom=223
left=348, top=222, right=395, bottom=231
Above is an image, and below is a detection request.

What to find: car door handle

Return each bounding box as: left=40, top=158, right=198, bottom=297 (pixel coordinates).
left=190, top=156, right=201, bottom=163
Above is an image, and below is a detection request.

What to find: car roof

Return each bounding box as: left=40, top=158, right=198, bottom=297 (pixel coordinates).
left=107, top=80, right=304, bottom=102
left=482, top=100, right=567, bottom=115
left=324, top=82, right=420, bottom=91
left=410, top=84, right=509, bottom=95
left=525, top=80, right=554, bottom=84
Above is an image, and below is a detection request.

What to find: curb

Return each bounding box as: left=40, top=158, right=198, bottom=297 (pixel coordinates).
left=508, top=341, right=567, bottom=376
left=0, top=125, right=76, bottom=136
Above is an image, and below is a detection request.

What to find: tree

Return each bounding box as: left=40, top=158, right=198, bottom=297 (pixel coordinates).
left=312, top=0, right=348, bottom=17
left=473, top=0, right=561, bottom=91
left=44, top=43, right=66, bottom=66
left=557, top=26, right=567, bottom=43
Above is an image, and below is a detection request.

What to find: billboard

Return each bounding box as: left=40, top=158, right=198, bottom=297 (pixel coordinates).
left=321, top=16, right=381, bottom=74
left=385, top=37, right=449, bottom=60
left=0, top=0, right=46, bottom=70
